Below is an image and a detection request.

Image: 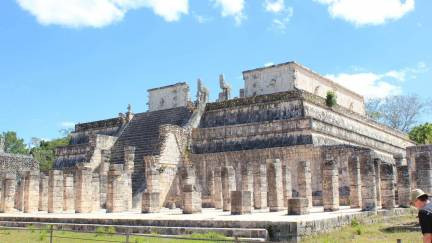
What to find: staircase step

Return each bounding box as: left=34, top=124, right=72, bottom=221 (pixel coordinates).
left=0, top=220, right=268, bottom=240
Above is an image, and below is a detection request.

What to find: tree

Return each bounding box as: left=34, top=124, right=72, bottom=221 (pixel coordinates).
left=0, top=131, right=29, bottom=154
left=409, top=123, right=432, bottom=144
left=365, top=95, right=431, bottom=133
left=31, top=136, right=70, bottom=172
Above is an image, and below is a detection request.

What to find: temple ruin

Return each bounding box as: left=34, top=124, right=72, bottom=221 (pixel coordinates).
left=1, top=61, right=431, bottom=241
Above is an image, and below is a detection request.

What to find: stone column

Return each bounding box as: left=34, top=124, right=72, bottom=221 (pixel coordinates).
left=297, top=160, right=313, bottom=209
left=16, top=175, right=26, bottom=211
left=1, top=173, right=16, bottom=213
left=415, top=152, right=432, bottom=194
left=99, top=150, right=110, bottom=208
left=142, top=159, right=161, bottom=213
left=380, top=163, right=396, bottom=209
left=124, top=146, right=135, bottom=211
left=397, top=165, right=411, bottom=207
left=221, top=166, right=236, bottom=211
left=63, top=174, right=74, bottom=212
left=38, top=174, right=48, bottom=211
left=253, top=163, right=267, bottom=209
left=24, top=171, right=39, bottom=213
left=267, top=159, right=285, bottom=211
left=322, top=159, right=339, bottom=211
left=183, top=184, right=202, bottom=214
left=241, top=164, right=253, bottom=207
left=213, top=167, right=223, bottom=209
left=92, top=173, right=101, bottom=212
left=48, top=170, right=64, bottom=213
left=374, top=159, right=382, bottom=208
left=107, top=164, right=125, bottom=213
left=231, top=191, right=252, bottom=215
left=207, top=168, right=215, bottom=208
left=74, top=166, right=93, bottom=213
left=348, top=156, right=362, bottom=208
left=361, top=158, right=377, bottom=211
left=282, top=165, right=292, bottom=208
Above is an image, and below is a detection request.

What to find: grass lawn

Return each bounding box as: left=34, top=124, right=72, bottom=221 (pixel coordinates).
left=303, top=213, right=422, bottom=243
left=0, top=227, right=231, bottom=243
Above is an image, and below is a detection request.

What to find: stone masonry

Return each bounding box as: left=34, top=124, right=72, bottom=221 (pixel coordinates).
left=348, top=156, right=362, bottom=208
left=267, top=159, right=285, bottom=211
left=380, top=163, right=396, bottom=209
left=221, top=166, right=236, bottom=212
left=23, top=171, right=39, bottom=213
left=397, top=165, right=411, bottom=207
left=297, top=161, right=313, bottom=209
left=48, top=170, right=64, bottom=213
left=415, top=152, right=432, bottom=194
left=322, top=159, right=339, bottom=212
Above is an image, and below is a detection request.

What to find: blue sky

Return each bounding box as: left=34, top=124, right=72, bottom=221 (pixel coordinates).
left=0, top=0, right=431, bottom=142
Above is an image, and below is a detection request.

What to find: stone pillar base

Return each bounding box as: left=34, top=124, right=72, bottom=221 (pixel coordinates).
left=231, top=191, right=252, bottom=215
left=183, top=185, right=202, bottom=214
left=142, top=192, right=160, bottom=213
left=288, top=198, right=309, bottom=215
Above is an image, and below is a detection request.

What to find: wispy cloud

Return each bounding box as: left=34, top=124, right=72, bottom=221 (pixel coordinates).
left=212, top=0, right=246, bottom=25
left=264, top=62, right=274, bottom=67
left=324, top=62, right=428, bottom=99
left=16, top=0, right=189, bottom=28
left=264, top=0, right=293, bottom=32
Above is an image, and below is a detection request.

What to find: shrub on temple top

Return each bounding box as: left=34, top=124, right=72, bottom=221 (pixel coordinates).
left=326, top=91, right=337, bottom=108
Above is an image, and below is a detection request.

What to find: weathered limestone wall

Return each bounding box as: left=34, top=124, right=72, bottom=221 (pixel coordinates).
left=407, top=145, right=432, bottom=191
left=148, top=83, right=190, bottom=112
left=55, top=134, right=117, bottom=171
left=242, top=62, right=365, bottom=114
left=243, top=63, right=296, bottom=97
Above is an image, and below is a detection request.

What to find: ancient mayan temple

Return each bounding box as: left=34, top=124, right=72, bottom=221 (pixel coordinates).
left=1, top=61, right=432, bottom=241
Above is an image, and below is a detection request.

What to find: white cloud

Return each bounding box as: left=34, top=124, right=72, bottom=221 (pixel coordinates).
left=324, top=62, right=428, bottom=99
left=60, top=121, right=76, bottom=129
left=264, top=62, right=274, bottom=67
left=16, top=0, right=189, bottom=28
left=270, top=7, right=293, bottom=31
left=315, top=0, right=415, bottom=26
left=263, top=0, right=293, bottom=32
left=212, top=0, right=246, bottom=25
left=264, top=0, right=285, bottom=13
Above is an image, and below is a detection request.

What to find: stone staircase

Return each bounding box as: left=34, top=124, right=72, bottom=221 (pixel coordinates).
left=109, top=107, right=193, bottom=196
left=0, top=218, right=268, bottom=241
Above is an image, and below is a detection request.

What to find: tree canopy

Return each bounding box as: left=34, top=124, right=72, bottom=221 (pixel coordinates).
left=409, top=123, right=432, bottom=145
left=365, top=95, right=431, bottom=133
left=0, top=131, right=29, bottom=154
left=30, top=137, right=70, bottom=172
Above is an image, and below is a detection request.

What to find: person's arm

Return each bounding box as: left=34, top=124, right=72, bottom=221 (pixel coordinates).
left=423, top=233, right=432, bottom=243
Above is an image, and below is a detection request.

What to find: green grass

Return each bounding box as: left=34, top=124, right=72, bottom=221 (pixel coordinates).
left=0, top=228, right=232, bottom=243
left=302, top=214, right=421, bottom=243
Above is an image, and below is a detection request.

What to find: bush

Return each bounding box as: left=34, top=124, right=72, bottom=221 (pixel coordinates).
left=326, top=91, right=337, bottom=107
